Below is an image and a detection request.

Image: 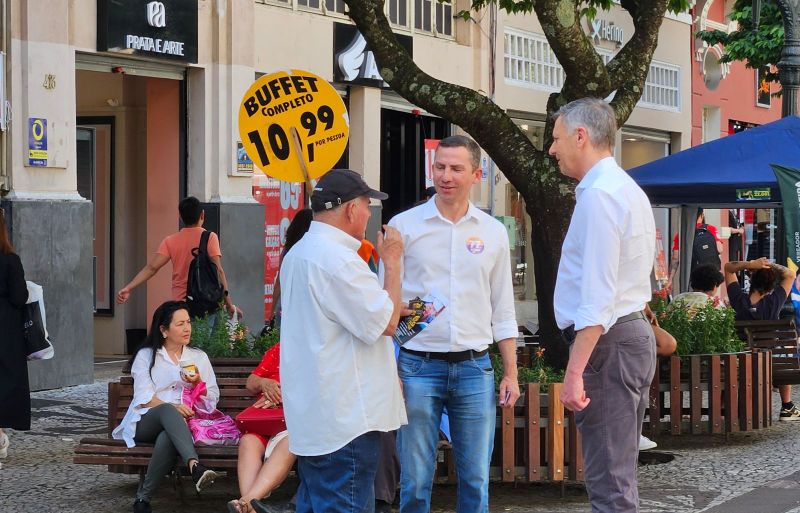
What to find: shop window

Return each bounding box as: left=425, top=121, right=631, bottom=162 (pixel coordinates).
left=257, top=0, right=290, bottom=6
left=414, top=0, right=452, bottom=35
left=77, top=118, right=114, bottom=315
left=297, top=0, right=321, bottom=10
left=640, top=61, right=680, bottom=112
left=387, top=0, right=408, bottom=27
left=504, top=29, right=681, bottom=112
left=325, top=0, right=347, bottom=14
left=504, top=184, right=533, bottom=300
left=504, top=29, right=610, bottom=92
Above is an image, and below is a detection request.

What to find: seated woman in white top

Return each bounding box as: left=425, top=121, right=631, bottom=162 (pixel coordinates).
left=112, top=300, right=221, bottom=513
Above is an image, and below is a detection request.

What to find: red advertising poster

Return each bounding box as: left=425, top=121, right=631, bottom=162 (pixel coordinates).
left=252, top=175, right=305, bottom=320
left=654, top=228, right=668, bottom=283
left=424, top=139, right=440, bottom=188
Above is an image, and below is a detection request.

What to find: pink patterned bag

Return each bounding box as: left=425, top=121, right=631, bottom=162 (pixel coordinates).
left=182, top=381, right=241, bottom=446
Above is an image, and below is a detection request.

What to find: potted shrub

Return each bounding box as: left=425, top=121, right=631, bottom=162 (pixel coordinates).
left=650, top=297, right=744, bottom=356
left=190, top=307, right=279, bottom=359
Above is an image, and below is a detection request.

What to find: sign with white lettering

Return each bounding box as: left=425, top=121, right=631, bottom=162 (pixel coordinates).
left=97, top=0, right=198, bottom=63
left=333, top=23, right=413, bottom=88
left=587, top=17, right=624, bottom=47
left=238, top=70, right=350, bottom=182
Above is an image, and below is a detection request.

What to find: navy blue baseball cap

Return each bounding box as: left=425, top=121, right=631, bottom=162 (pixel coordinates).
left=311, top=169, right=388, bottom=212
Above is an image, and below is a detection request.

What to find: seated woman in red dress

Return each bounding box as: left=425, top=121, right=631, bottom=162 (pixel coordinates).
left=228, top=342, right=294, bottom=513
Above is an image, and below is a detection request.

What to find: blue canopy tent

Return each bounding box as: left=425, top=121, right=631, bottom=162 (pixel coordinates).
left=628, top=115, right=800, bottom=208
left=627, top=116, right=800, bottom=291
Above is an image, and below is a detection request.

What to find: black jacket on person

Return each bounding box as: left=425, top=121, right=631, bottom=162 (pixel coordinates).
left=0, top=251, right=30, bottom=430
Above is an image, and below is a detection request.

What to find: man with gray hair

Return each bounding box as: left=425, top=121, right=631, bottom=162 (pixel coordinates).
left=550, top=98, right=656, bottom=512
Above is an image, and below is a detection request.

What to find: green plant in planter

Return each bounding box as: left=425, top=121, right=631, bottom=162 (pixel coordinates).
left=492, top=347, right=564, bottom=393
left=190, top=307, right=280, bottom=358
left=650, top=298, right=744, bottom=356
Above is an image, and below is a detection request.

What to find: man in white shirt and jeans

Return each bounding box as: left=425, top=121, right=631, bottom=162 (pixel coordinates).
left=389, top=135, right=520, bottom=513
left=550, top=98, right=656, bottom=513
left=279, top=169, right=408, bottom=513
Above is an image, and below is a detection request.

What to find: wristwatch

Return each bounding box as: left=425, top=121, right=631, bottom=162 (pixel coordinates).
left=223, top=290, right=229, bottom=297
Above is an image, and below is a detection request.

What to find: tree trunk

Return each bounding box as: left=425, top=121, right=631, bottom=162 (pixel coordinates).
left=527, top=140, right=575, bottom=368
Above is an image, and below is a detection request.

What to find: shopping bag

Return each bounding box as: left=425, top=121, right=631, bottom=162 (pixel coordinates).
left=182, top=381, right=241, bottom=446
left=24, top=281, right=54, bottom=361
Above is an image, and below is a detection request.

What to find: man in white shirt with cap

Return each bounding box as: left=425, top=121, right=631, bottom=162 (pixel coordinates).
left=280, top=169, right=408, bottom=513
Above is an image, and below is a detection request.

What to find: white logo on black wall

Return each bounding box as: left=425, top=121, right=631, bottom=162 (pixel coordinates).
left=126, top=0, right=185, bottom=57
left=147, top=1, right=166, bottom=28
left=337, top=33, right=385, bottom=84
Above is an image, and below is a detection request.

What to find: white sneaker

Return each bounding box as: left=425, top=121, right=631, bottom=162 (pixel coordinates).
left=639, top=434, right=657, bottom=451
left=0, top=432, right=8, bottom=459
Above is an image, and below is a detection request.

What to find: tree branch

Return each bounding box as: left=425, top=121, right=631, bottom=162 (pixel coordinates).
left=532, top=0, right=612, bottom=100
left=606, top=0, right=670, bottom=123
left=344, top=0, right=539, bottom=197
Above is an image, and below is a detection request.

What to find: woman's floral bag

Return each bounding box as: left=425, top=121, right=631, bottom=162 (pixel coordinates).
left=182, top=381, right=241, bottom=446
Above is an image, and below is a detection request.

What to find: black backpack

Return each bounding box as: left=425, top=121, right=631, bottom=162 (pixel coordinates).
left=186, top=230, right=224, bottom=318
left=691, top=224, right=721, bottom=271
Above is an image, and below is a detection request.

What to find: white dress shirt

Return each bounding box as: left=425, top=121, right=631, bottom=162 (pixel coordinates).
left=279, top=221, right=407, bottom=456
left=112, top=346, right=219, bottom=448
left=554, top=157, right=656, bottom=333
left=387, top=198, right=518, bottom=352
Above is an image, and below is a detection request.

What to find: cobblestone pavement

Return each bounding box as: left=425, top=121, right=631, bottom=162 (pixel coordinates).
left=3, top=362, right=800, bottom=513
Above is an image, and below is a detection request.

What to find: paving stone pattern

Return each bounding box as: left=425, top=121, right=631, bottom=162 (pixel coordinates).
left=3, top=363, right=800, bottom=513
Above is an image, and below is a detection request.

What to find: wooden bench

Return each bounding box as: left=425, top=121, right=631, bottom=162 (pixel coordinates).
left=73, top=358, right=261, bottom=479
left=736, top=318, right=800, bottom=386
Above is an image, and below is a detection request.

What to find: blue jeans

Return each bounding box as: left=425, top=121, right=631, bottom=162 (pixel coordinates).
left=296, top=431, right=380, bottom=513
left=397, top=351, right=496, bottom=513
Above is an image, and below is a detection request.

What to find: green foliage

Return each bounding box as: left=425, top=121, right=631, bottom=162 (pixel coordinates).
left=190, top=307, right=279, bottom=358
left=492, top=347, right=565, bottom=393
left=650, top=298, right=745, bottom=355
left=696, top=0, right=784, bottom=85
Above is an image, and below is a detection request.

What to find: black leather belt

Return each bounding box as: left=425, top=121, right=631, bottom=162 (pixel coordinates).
left=400, top=347, right=488, bottom=363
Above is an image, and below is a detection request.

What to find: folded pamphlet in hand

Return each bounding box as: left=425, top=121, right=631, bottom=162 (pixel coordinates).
left=393, top=292, right=447, bottom=346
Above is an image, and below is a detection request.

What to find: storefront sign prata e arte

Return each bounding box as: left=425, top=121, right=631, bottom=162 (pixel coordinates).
left=97, top=0, right=198, bottom=64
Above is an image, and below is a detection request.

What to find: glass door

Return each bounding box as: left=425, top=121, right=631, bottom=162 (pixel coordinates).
left=77, top=118, right=114, bottom=314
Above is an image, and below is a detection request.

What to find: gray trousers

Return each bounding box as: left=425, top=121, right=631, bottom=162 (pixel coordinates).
left=375, top=430, right=399, bottom=504
left=574, top=317, right=656, bottom=513
left=134, top=403, right=198, bottom=501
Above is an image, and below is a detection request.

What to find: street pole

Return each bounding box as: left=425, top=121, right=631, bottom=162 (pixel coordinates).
left=753, top=0, right=800, bottom=116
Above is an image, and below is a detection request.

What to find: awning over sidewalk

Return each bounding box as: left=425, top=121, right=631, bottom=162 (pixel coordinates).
left=628, top=116, right=800, bottom=207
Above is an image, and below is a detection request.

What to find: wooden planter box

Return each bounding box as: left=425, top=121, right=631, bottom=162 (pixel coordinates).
left=209, top=359, right=585, bottom=482
left=436, top=383, right=583, bottom=484
left=644, top=350, right=772, bottom=436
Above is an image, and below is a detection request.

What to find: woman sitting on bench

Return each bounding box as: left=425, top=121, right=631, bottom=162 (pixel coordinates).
left=112, top=300, right=221, bottom=513
left=228, top=342, right=294, bottom=513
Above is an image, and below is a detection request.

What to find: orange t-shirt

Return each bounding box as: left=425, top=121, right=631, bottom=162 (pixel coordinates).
left=157, top=227, right=222, bottom=301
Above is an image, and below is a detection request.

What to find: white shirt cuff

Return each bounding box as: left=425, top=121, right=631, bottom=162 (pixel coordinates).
left=492, top=320, right=519, bottom=343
